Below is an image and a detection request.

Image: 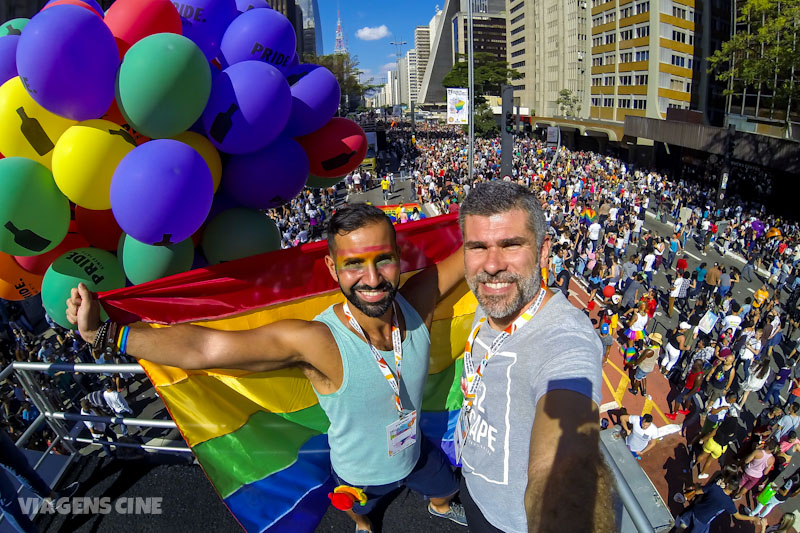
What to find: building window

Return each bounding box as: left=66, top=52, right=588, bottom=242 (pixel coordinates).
left=620, top=29, right=633, bottom=41
left=635, top=25, right=649, bottom=38
left=512, top=84, right=525, bottom=90
left=511, top=25, right=525, bottom=35
left=672, top=30, right=686, bottom=43
left=670, top=78, right=684, bottom=91
left=635, top=1, right=649, bottom=14
left=511, top=13, right=524, bottom=24
left=605, top=54, right=616, bottom=64
left=672, top=6, right=687, bottom=19
left=620, top=6, right=633, bottom=18
left=688, top=34, right=694, bottom=46
left=686, top=81, right=692, bottom=93
left=620, top=75, right=632, bottom=85
left=605, top=33, right=616, bottom=44
left=604, top=75, right=615, bottom=85
left=671, top=54, right=685, bottom=67
left=592, top=56, right=603, bottom=66
left=603, top=97, right=614, bottom=107
left=592, top=15, right=603, bottom=27
left=592, top=36, right=603, bottom=47
left=510, top=1, right=525, bottom=14
left=634, top=73, right=648, bottom=84
left=512, top=60, right=526, bottom=68
left=633, top=98, right=647, bottom=109
left=687, top=57, right=693, bottom=69
left=511, top=48, right=526, bottom=57
left=635, top=50, right=649, bottom=61
left=618, top=98, right=632, bottom=108
left=605, top=12, right=616, bottom=23
left=511, top=37, right=525, bottom=46
left=592, top=76, right=602, bottom=86
left=591, top=97, right=601, bottom=106
left=620, top=51, right=633, bottom=63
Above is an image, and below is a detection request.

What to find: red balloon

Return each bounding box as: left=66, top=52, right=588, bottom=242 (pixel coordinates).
left=104, top=0, right=183, bottom=57
left=14, top=232, right=90, bottom=275
left=41, top=0, right=103, bottom=17
left=102, top=100, right=150, bottom=145
left=297, top=118, right=368, bottom=178
left=603, top=285, right=615, bottom=298
left=74, top=207, right=123, bottom=251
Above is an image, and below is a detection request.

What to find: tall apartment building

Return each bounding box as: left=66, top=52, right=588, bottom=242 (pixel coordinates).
left=414, top=26, right=431, bottom=103
left=507, top=0, right=590, bottom=118
left=297, top=0, right=324, bottom=56
left=403, top=49, right=420, bottom=105
left=451, top=0, right=508, bottom=63
left=588, top=0, right=697, bottom=122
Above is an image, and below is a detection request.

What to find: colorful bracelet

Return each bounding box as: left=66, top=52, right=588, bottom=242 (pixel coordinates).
left=117, top=325, right=130, bottom=355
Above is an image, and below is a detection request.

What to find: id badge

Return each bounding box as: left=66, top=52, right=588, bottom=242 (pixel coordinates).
left=386, top=410, right=417, bottom=457
left=454, top=409, right=472, bottom=464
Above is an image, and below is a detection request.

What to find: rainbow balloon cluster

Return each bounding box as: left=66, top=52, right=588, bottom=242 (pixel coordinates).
left=0, top=0, right=368, bottom=328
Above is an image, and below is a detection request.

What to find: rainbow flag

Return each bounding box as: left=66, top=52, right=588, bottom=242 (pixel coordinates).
left=580, top=207, right=597, bottom=225
left=375, top=203, right=426, bottom=224
left=99, top=214, right=473, bottom=532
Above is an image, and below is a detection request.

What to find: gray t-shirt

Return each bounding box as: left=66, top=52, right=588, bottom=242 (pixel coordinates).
left=461, top=291, right=602, bottom=533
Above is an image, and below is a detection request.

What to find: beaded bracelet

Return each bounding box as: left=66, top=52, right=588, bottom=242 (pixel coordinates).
left=93, top=321, right=110, bottom=352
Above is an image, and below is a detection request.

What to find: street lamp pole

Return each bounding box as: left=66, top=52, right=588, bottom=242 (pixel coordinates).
left=467, top=0, right=475, bottom=183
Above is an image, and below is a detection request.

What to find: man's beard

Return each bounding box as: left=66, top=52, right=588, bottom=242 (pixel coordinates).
left=467, top=269, right=540, bottom=322
left=343, top=281, right=399, bottom=318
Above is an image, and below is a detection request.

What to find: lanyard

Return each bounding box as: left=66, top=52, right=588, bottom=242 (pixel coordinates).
left=342, top=302, right=405, bottom=413
left=462, top=288, right=547, bottom=410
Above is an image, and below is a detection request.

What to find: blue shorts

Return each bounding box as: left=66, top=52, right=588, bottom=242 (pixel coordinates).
left=634, top=367, right=650, bottom=380
left=769, top=331, right=783, bottom=348
left=331, top=436, right=459, bottom=515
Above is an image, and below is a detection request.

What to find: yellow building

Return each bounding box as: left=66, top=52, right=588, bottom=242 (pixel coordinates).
left=589, top=0, right=696, bottom=122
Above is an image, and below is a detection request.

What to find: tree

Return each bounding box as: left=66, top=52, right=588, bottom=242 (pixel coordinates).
left=304, top=53, right=373, bottom=114
left=473, top=103, right=499, bottom=137
left=556, top=89, right=581, bottom=118
left=708, top=0, right=800, bottom=132
left=441, top=52, right=522, bottom=104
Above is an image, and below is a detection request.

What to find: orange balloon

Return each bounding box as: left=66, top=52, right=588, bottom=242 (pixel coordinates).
left=0, top=253, right=42, bottom=301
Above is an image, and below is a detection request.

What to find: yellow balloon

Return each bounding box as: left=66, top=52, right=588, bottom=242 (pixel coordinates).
left=173, top=131, right=222, bottom=193
left=51, top=119, right=136, bottom=210
left=0, top=77, right=77, bottom=169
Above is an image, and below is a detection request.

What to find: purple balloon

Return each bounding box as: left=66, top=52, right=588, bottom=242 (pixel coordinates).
left=282, top=64, right=341, bottom=138
left=222, top=137, right=309, bottom=209
left=0, top=36, right=19, bottom=87
left=234, top=0, right=271, bottom=13
left=16, top=6, right=119, bottom=120
left=220, top=8, right=296, bottom=72
left=287, top=52, right=299, bottom=69
left=206, top=190, right=241, bottom=222
left=201, top=60, right=291, bottom=154
left=175, top=0, right=238, bottom=60
left=45, top=0, right=104, bottom=17
left=110, top=140, right=214, bottom=246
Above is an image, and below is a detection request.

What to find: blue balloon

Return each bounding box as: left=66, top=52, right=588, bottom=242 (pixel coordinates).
left=282, top=64, right=341, bottom=138
left=222, top=137, right=309, bottom=209
left=175, top=0, right=238, bottom=60
left=16, top=6, right=119, bottom=120
left=0, top=36, right=19, bottom=87
left=220, top=7, right=296, bottom=72
left=201, top=60, right=291, bottom=154
left=45, top=0, right=104, bottom=17
left=234, top=0, right=271, bottom=12
left=110, top=140, right=214, bottom=246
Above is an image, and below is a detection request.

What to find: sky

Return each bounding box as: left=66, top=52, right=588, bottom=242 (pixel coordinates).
left=316, top=0, right=443, bottom=86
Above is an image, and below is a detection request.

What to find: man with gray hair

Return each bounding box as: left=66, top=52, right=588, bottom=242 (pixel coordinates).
left=454, top=181, right=614, bottom=532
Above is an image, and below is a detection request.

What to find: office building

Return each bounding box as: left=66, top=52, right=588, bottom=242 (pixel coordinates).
left=506, top=0, right=590, bottom=118
left=587, top=0, right=697, bottom=122
left=414, top=26, right=431, bottom=103
left=297, top=0, right=324, bottom=56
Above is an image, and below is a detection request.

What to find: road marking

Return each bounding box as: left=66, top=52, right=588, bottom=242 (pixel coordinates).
left=747, top=288, right=755, bottom=293
left=684, top=251, right=702, bottom=262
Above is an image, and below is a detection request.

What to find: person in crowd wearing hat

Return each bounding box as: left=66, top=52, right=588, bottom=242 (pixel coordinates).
left=628, top=332, right=662, bottom=396
left=598, top=323, right=613, bottom=366
left=659, top=322, right=691, bottom=376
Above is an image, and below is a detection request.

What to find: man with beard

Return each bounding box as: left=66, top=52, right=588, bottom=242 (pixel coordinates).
left=455, top=181, right=612, bottom=533
left=65, top=204, right=467, bottom=533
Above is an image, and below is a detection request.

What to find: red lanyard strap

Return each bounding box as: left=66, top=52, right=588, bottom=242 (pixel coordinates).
left=343, top=302, right=404, bottom=413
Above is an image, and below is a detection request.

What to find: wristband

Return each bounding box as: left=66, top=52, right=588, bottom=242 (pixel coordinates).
left=118, top=326, right=130, bottom=355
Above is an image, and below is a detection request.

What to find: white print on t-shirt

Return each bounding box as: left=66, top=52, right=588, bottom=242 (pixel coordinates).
left=461, top=348, right=516, bottom=486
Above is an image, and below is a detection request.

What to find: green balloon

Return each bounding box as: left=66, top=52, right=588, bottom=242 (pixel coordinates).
left=0, top=19, right=28, bottom=37
left=119, top=234, right=194, bottom=285
left=41, top=247, right=126, bottom=329
left=202, top=208, right=280, bottom=265
left=0, top=157, right=69, bottom=256
left=116, top=33, right=211, bottom=139
left=305, top=174, right=344, bottom=189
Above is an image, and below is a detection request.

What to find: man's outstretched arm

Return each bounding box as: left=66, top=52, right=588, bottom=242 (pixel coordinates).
left=399, top=246, right=465, bottom=328
left=524, top=390, right=615, bottom=533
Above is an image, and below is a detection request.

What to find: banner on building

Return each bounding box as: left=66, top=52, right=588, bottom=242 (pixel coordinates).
left=446, top=88, right=469, bottom=125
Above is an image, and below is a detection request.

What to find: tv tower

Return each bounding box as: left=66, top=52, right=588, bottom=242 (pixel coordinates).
left=334, top=9, right=347, bottom=55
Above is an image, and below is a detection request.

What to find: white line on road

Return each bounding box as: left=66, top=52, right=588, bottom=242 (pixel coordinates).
left=600, top=401, right=619, bottom=414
